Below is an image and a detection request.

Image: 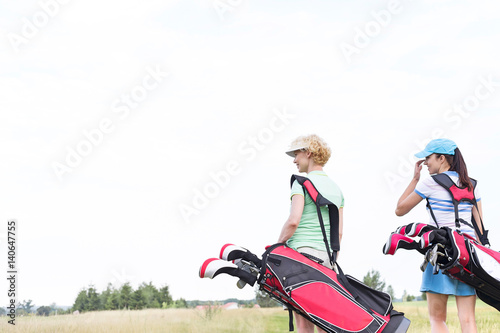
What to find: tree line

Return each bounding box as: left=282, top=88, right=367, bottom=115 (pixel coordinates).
left=69, top=269, right=419, bottom=313
left=72, top=282, right=187, bottom=312
left=0, top=300, right=68, bottom=317
left=1, top=270, right=419, bottom=317
left=363, top=269, right=421, bottom=302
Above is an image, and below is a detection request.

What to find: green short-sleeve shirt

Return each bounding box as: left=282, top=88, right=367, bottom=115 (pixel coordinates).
left=286, top=170, right=344, bottom=251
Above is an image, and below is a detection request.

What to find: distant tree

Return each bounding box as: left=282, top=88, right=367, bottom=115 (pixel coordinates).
left=386, top=285, right=395, bottom=300
left=421, top=292, right=427, bottom=301
left=105, top=289, right=120, bottom=310
left=363, top=269, right=386, bottom=292
left=73, top=289, right=89, bottom=312
left=402, top=290, right=409, bottom=302
left=138, top=282, right=160, bottom=308
left=0, top=307, right=6, bottom=316
left=69, top=281, right=187, bottom=312
left=243, top=302, right=255, bottom=308
left=100, top=283, right=114, bottom=310
left=36, top=306, right=51, bottom=316
left=26, top=299, right=35, bottom=313
left=158, top=285, right=173, bottom=307
left=48, top=303, right=64, bottom=315
left=150, top=299, right=161, bottom=309
left=120, top=283, right=133, bottom=309
left=178, top=298, right=188, bottom=308
left=17, top=300, right=35, bottom=314
left=16, top=308, right=28, bottom=316
left=53, top=308, right=66, bottom=315
left=172, top=298, right=188, bottom=308
left=130, top=289, right=144, bottom=310
left=87, top=285, right=101, bottom=311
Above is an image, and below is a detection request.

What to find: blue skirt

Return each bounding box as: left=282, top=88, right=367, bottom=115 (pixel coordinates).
left=420, top=263, right=476, bottom=296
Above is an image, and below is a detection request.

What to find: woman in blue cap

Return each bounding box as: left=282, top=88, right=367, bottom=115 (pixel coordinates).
left=395, top=138, right=482, bottom=333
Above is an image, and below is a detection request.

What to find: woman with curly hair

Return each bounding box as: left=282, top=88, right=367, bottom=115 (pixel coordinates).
left=277, top=134, right=344, bottom=333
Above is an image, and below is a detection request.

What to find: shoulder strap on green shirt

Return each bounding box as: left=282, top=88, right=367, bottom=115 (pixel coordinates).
left=290, top=174, right=340, bottom=266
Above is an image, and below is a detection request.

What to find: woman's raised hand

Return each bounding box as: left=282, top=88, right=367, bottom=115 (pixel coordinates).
left=414, top=160, right=424, bottom=181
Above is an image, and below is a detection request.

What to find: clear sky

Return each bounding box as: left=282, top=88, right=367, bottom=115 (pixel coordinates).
left=1, top=0, right=500, bottom=307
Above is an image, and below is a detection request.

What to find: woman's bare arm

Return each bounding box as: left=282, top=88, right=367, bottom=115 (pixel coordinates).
left=277, top=194, right=304, bottom=243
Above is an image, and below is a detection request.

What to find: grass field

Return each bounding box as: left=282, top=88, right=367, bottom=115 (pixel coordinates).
left=1, top=300, right=499, bottom=332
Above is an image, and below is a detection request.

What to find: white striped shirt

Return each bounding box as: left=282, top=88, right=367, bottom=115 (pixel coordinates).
left=414, top=171, right=481, bottom=236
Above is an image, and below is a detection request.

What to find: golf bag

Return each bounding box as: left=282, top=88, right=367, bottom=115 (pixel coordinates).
left=384, top=173, right=500, bottom=310
left=383, top=222, right=500, bottom=311
left=199, top=175, right=410, bottom=332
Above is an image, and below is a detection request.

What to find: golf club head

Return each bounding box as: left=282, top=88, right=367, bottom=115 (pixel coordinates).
left=220, top=244, right=250, bottom=261
left=233, top=259, right=260, bottom=289
left=199, top=258, right=239, bottom=279
left=219, top=243, right=262, bottom=268
left=383, top=233, right=416, bottom=256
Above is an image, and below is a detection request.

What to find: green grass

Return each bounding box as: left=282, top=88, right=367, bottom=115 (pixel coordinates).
left=261, top=300, right=500, bottom=333
left=394, top=299, right=500, bottom=333
left=1, top=300, right=499, bottom=332
left=263, top=308, right=290, bottom=332
left=262, top=299, right=500, bottom=333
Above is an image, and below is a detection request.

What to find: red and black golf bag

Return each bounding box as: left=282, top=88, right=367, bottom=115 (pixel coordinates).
left=384, top=173, right=500, bottom=311
left=200, top=175, right=410, bottom=332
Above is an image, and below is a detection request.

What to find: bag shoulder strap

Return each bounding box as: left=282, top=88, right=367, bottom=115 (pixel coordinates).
left=431, top=173, right=489, bottom=245
left=291, top=174, right=340, bottom=266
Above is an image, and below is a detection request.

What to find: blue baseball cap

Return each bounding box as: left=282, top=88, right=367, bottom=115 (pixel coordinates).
left=415, top=138, right=457, bottom=158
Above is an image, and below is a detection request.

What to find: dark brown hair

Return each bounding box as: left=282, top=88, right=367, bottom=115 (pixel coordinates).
left=438, top=148, right=472, bottom=191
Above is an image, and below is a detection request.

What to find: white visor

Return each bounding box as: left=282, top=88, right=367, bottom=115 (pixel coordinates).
left=285, top=145, right=308, bottom=157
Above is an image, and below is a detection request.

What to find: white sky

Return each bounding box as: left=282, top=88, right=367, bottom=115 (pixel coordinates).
left=1, top=0, right=500, bottom=307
